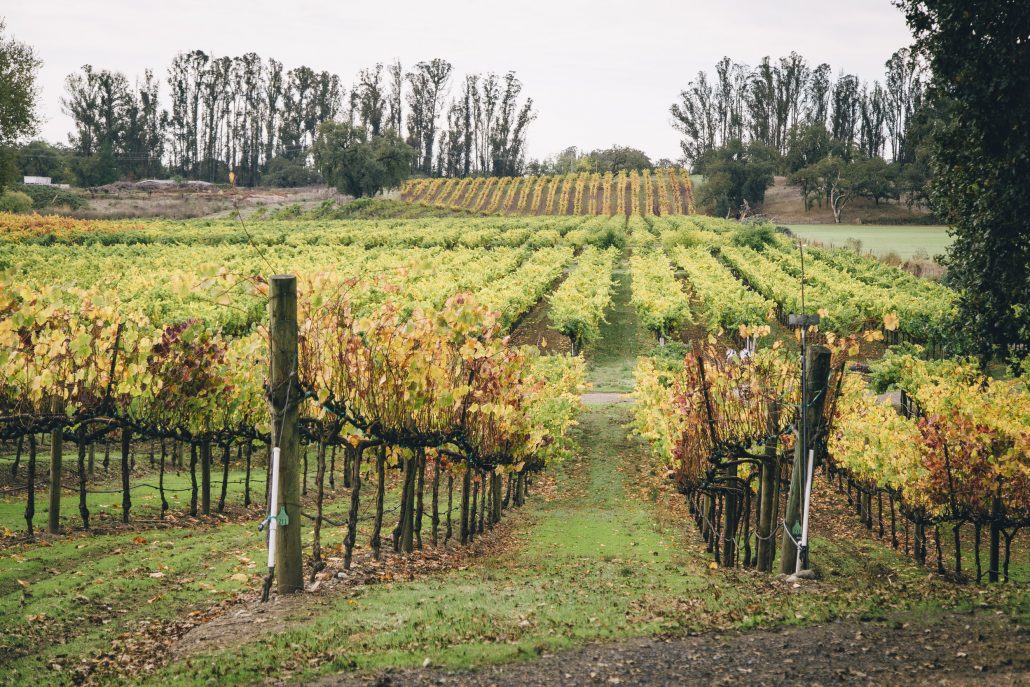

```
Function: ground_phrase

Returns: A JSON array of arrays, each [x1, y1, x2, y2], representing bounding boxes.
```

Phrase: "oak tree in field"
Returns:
[[788, 155, 885, 223], [313, 121, 414, 198]]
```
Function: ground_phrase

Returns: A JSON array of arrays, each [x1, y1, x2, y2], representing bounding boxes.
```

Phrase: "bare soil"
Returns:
[[580, 392, 631, 405], [67, 186, 343, 220], [762, 176, 932, 225], [508, 297, 572, 354], [312, 609, 1029, 687]]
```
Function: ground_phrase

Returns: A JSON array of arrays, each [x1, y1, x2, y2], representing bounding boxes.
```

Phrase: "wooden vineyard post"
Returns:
[[270, 275, 303, 594], [780, 344, 831, 574], [47, 428, 62, 534]]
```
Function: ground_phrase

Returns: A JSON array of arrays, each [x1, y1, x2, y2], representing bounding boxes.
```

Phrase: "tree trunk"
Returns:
[[396, 453, 417, 554], [343, 444, 352, 489], [705, 494, 716, 552], [890, 493, 898, 548], [514, 472, 524, 507], [470, 478, 479, 542], [721, 467, 739, 567], [431, 459, 441, 546], [445, 474, 454, 544], [302, 445, 308, 496], [159, 439, 169, 517], [371, 446, 386, 560], [201, 440, 211, 515], [343, 446, 363, 569], [312, 440, 327, 570], [414, 451, 426, 549], [121, 429, 132, 524], [25, 435, 37, 536], [492, 470, 502, 526], [974, 522, 982, 583], [243, 442, 252, 507], [989, 490, 1003, 583], [478, 471, 487, 534], [217, 443, 231, 513], [460, 466, 471, 544], [392, 456, 407, 553], [915, 520, 926, 565], [77, 438, 89, 529], [48, 429, 62, 534], [953, 523, 962, 578], [189, 442, 199, 516]]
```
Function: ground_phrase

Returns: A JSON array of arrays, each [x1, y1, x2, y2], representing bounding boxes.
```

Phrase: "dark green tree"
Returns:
[[71, 142, 120, 187], [583, 145, 653, 174], [0, 20, 42, 190], [313, 122, 414, 198], [897, 0, 1030, 362], [260, 155, 322, 187], [857, 156, 898, 205], [784, 122, 831, 173], [697, 140, 776, 218], [16, 140, 73, 183]]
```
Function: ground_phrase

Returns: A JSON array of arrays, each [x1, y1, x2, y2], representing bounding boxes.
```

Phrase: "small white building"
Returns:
[[23, 176, 52, 185]]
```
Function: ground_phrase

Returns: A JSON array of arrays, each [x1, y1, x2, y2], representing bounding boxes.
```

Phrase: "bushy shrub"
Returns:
[[0, 190, 33, 213], [269, 203, 303, 219], [260, 156, 323, 187], [730, 223, 775, 251], [661, 228, 703, 251], [592, 225, 628, 250], [16, 183, 86, 210]]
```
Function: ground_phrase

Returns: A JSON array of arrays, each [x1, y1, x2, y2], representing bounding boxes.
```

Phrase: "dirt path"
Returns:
[[317, 609, 1028, 686], [581, 392, 632, 405]]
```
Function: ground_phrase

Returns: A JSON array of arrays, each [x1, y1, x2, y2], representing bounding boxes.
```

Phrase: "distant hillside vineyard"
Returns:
[[401, 169, 695, 217]]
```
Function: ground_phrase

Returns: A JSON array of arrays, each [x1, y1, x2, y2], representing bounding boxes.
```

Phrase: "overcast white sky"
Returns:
[[6, 0, 913, 162]]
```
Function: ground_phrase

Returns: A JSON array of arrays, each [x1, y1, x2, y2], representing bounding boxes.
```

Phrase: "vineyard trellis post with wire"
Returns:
[[266, 274, 304, 596]]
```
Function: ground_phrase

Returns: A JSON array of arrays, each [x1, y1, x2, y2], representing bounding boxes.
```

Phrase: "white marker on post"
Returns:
[[266, 446, 281, 568]]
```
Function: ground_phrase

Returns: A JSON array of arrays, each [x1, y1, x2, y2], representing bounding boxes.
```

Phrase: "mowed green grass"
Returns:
[[787, 224, 952, 259]]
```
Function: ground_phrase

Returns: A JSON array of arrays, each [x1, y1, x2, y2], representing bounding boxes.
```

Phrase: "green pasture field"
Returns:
[[787, 224, 952, 260]]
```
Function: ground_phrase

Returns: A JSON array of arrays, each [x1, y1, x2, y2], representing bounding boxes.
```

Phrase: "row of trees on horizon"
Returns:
[[672, 49, 932, 219], [0, 26, 956, 226], [14, 50, 536, 188]]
